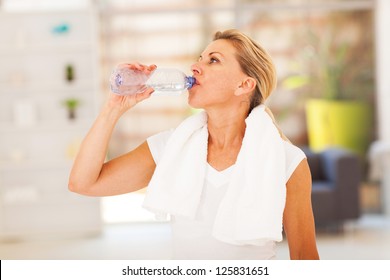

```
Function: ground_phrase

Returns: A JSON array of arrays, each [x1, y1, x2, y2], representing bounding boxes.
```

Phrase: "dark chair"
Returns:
[[302, 147, 361, 229]]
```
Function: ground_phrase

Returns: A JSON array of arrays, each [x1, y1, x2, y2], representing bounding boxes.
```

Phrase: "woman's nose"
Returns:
[[191, 63, 201, 75]]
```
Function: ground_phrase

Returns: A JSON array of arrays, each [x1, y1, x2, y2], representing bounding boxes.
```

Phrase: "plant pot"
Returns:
[[67, 108, 76, 120], [305, 99, 372, 156]]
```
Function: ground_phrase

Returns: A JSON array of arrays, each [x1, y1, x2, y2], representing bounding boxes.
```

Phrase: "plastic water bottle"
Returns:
[[109, 67, 196, 95]]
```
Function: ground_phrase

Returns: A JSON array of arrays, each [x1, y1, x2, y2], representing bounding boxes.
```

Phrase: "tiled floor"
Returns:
[[1, 214, 390, 260]]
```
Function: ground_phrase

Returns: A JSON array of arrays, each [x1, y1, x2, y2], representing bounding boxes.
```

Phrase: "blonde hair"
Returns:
[[213, 29, 277, 112]]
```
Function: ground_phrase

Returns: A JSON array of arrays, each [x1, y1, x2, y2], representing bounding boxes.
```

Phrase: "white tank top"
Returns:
[[147, 129, 306, 259]]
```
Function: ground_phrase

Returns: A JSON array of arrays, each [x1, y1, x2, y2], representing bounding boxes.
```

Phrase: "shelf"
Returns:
[[0, 118, 95, 133], [0, 42, 95, 55], [0, 159, 73, 171], [0, 80, 98, 95], [0, 8, 102, 238]]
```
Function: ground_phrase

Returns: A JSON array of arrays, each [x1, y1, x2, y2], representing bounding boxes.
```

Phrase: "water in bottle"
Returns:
[[110, 66, 196, 95]]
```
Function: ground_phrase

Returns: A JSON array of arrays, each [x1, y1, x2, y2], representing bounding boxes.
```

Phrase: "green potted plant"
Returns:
[[283, 29, 374, 157], [65, 64, 75, 83], [62, 98, 81, 120]]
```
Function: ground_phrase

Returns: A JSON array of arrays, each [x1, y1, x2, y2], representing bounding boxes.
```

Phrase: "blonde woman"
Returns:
[[69, 29, 319, 260]]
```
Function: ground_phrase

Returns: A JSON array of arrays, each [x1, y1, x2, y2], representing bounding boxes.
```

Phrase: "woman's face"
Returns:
[[188, 39, 248, 110]]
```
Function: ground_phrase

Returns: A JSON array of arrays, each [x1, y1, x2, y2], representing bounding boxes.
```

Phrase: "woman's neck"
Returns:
[[206, 105, 248, 149]]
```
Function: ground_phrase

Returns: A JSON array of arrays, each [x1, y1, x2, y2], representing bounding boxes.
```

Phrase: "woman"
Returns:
[[69, 29, 319, 260]]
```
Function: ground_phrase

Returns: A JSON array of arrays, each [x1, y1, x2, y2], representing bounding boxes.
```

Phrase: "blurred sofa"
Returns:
[[302, 147, 361, 228]]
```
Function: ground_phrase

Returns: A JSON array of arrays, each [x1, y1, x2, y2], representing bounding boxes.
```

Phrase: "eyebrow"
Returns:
[[199, 51, 224, 59]]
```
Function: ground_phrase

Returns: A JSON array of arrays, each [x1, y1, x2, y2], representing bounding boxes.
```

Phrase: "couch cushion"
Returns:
[[312, 181, 334, 192], [302, 148, 323, 180]]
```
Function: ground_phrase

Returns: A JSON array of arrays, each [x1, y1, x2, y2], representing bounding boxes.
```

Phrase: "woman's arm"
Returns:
[[283, 158, 320, 260], [68, 63, 157, 196]]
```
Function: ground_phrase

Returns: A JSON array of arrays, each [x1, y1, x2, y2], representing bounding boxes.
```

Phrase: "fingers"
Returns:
[[135, 87, 155, 103], [110, 62, 156, 107], [120, 62, 157, 74]]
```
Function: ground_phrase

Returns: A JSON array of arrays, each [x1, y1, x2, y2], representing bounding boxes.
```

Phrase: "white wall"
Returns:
[[375, 0, 390, 216], [376, 0, 390, 142]]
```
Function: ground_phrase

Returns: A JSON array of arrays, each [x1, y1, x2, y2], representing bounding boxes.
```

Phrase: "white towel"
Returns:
[[143, 105, 286, 246]]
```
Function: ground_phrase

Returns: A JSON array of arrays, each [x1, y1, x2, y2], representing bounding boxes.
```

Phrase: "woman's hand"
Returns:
[[107, 63, 157, 115], [68, 62, 157, 196]]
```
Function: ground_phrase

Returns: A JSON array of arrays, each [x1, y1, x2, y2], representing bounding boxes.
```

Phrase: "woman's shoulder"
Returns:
[[147, 129, 174, 144], [147, 129, 174, 164], [283, 140, 306, 159], [282, 140, 307, 182]]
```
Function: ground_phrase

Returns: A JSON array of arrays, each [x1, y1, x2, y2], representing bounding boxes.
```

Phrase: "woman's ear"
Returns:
[[234, 77, 256, 96]]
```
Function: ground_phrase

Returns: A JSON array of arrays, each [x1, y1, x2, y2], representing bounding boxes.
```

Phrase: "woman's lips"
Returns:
[[189, 81, 199, 90]]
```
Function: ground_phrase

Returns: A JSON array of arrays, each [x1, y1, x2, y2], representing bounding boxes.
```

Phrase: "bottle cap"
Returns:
[[186, 76, 196, 89]]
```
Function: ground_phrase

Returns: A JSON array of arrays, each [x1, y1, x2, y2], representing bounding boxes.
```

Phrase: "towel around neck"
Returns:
[[143, 105, 286, 246]]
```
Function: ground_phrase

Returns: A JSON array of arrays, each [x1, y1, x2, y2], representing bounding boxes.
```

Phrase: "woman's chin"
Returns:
[[187, 95, 202, 109], [188, 102, 203, 110]]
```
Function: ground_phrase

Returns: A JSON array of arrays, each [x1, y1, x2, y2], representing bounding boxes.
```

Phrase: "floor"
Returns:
[[1, 214, 390, 260]]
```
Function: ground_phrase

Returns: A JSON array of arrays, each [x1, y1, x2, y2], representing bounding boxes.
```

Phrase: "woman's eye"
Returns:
[[209, 57, 219, 64]]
